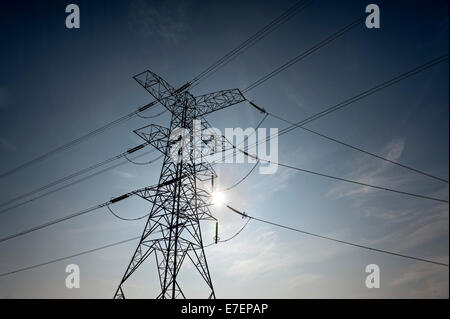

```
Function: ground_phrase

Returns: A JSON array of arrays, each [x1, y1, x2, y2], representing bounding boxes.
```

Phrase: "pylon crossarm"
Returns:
[[134, 124, 171, 153], [194, 88, 245, 117], [133, 70, 178, 110]]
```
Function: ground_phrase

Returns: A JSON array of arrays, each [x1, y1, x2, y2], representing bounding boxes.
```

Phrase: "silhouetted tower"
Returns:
[[113, 70, 245, 299]]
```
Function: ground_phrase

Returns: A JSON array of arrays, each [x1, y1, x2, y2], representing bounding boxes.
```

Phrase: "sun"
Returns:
[[211, 191, 225, 205]]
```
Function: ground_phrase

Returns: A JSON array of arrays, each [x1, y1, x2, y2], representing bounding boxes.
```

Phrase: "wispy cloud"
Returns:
[[280, 81, 311, 114], [247, 146, 305, 199], [326, 138, 407, 200], [289, 273, 321, 286], [213, 226, 351, 282], [363, 204, 449, 255], [127, 0, 190, 43], [210, 230, 301, 281], [390, 263, 449, 298], [113, 169, 137, 179]]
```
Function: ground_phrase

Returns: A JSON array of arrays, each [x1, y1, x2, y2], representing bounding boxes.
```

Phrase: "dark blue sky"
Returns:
[[0, 0, 448, 298]]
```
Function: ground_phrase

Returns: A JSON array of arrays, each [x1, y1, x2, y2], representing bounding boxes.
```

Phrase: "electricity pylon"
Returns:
[[113, 70, 245, 299]]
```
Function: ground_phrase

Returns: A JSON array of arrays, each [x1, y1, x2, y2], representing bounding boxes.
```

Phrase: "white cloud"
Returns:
[[114, 169, 137, 179]]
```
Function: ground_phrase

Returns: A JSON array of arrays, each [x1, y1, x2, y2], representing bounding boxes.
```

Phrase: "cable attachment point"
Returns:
[[226, 204, 248, 219], [127, 143, 147, 154], [110, 194, 131, 204], [138, 101, 158, 112], [175, 82, 191, 94], [247, 100, 267, 114]]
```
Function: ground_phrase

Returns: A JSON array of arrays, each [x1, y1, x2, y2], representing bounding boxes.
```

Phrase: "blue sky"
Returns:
[[0, 0, 448, 298]]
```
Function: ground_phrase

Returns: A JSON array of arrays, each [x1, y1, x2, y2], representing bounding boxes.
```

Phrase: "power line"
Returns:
[[0, 153, 162, 216], [190, 0, 312, 86], [1, 0, 447, 292], [106, 203, 150, 221], [0, 101, 159, 179], [0, 0, 313, 180], [217, 218, 251, 243], [230, 0, 447, 186], [0, 203, 108, 244], [214, 113, 267, 191], [203, 54, 449, 203], [0, 178, 170, 245], [1, 196, 446, 279], [204, 0, 445, 184], [217, 161, 260, 192], [227, 55, 449, 192], [225, 204, 449, 267], [267, 111, 449, 183], [0, 216, 251, 278], [203, 218, 252, 248], [0, 236, 142, 278], [220, 137, 449, 204], [124, 152, 160, 165], [230, 143, 449, 203], [207, 108, 266, 163], [242, 0, 397, 93], [277, 55, 449, 134], [0, 0, 305, 235], [135, 108, 167, 119], [220, 54, 448, 165], [270, 159, 448, 203], [220, 128, 449, 204], [0, 144, 153, 211]]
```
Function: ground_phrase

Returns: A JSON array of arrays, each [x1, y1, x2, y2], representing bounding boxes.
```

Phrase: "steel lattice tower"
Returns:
[[113, 70, 245, 299]]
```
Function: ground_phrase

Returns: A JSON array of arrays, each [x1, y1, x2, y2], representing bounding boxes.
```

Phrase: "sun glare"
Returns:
[[211, 191, 225, 205]]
